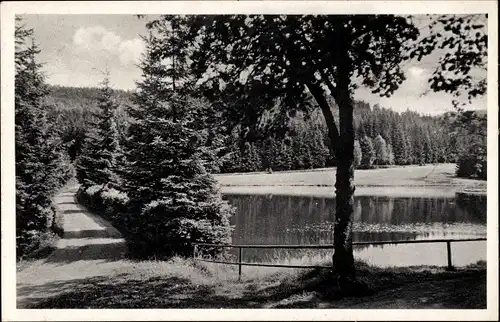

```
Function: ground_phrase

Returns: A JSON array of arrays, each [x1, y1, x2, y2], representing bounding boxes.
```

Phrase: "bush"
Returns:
[[76, 185, 233, 260], [125, 200, 233, 259], [100, 188, 130, 220], [76, 185, 130, 232], [16, 203, 61, 260]]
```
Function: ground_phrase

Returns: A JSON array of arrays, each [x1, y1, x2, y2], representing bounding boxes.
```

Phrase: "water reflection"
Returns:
[[224, 193, 487, 267]]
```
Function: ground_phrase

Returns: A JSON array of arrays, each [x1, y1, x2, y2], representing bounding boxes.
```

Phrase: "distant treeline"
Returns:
[[45, 85, 485, 175], [44, 85, 132, 160], [220, 102, 454, 173]]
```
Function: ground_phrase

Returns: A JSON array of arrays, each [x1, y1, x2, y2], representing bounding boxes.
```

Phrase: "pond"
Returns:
[[224, 193, 487, 268]]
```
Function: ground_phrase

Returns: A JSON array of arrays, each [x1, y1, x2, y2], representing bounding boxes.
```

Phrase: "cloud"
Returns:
[[118, 38, 144, 66], [72, 26, 144, 66], [408, 66, 426, 77]]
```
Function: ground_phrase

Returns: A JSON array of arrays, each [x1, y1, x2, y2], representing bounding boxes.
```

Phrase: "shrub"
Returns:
[[76, 184, 233, 260], [125, 200, 233, 259], [16, 203, 61, 260], [76, 185, 130, 230]]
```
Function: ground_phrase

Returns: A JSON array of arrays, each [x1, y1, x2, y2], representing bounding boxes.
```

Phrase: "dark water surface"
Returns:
[[224, 193, 487, 268]]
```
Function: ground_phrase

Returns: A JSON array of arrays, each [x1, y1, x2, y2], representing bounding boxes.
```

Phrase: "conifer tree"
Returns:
[[422, 126, 434, 164], [240, 141, 261, 172], [373, 134, 389, 165], [262, 137, 278, 170], [281, 141, 294, 171], [359, 136, 375, 169], [404, 126, 414, 165], [353, 140, 362, 169], [302, 141, 314, 169], [121, 29, 233, 258], [411, 126, 426, 166], [386, 143, 395, 165], [309, 124, 329, 168], [15, 19, 71, 258], [429, 128, 443, 163], [391, 123, 408, 165], [224, 130, 244, 172], [76, 73, 121, 188]]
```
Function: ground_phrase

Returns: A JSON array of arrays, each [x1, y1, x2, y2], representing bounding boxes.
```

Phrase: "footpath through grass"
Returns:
[[22, 257, 486, 309]]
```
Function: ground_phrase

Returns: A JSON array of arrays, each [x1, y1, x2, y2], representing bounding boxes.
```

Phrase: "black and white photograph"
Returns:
[[1, 1, 498, 320]]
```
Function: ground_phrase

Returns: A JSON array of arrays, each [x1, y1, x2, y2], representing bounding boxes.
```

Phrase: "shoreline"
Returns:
[[216, 164, 487, 198], [220, 185, 483, 198]]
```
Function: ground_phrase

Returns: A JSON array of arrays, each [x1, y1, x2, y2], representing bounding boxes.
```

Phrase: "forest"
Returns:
[[15, 13, 487, 285], [46, 84, 485, 174]]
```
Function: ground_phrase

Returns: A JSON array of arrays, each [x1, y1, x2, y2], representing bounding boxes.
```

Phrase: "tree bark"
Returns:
[[306, 82, 340, 154], [307, 78, 356, 280], [332, 88, 356, 280]]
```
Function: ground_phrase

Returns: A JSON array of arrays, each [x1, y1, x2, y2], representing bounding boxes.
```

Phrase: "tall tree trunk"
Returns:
[[332, 88, 356, 280], [307, 79, 356, 280]]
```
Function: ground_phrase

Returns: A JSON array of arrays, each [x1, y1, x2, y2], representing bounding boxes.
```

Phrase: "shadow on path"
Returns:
[[44, 241, 126, 264], [62, 209, 88, 215], [63, 229, 123, 239], [17, 184, 128, 308]]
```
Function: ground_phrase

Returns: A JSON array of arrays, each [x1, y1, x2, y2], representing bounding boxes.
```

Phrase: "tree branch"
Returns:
[[306, 81, 340, 154]]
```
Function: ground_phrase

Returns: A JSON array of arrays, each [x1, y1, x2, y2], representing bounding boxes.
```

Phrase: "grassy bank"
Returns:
[[216, 163, 487, 197], [23, 258, 486, 309]]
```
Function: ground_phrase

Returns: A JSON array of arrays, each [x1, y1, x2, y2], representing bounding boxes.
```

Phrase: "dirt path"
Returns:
[[16, 185, 128, 308]]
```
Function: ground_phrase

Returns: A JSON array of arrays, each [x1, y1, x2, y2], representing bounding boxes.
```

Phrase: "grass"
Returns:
[[216, 163, 487, 197], [20, 258, 486, 309]]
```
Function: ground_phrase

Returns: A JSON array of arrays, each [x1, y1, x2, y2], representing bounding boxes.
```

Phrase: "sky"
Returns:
[[21, 14, 487, 115]]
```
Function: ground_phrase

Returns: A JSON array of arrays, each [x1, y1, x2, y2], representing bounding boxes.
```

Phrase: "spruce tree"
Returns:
[[276, 139, 293, 171], [422, 126, 434, 164], [309, 124, 329, 168], [359, 136, 375, 169], [223, 130, 243, 172], [386, 143, 395, 165], [404, 125, 414, 165], [121, 29, 233, 258], [373, 134, 388, 165], [262, 137, 278, 171], [353, 140, 362, 169], [391, 123, 408, 165], [76, 74, 121, 188], [240, 141, 261, 172], [15, 19, 71, 258], [411, 126, 425, 166]]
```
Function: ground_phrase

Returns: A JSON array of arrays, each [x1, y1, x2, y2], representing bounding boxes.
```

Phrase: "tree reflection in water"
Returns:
[[224, 193, 486, 267]]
